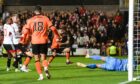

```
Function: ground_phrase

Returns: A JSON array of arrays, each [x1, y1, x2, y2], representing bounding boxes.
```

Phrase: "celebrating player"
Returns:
[[24, 6, 60, 80], [48, 28, 73, 65], [3, 17, 19, 72], [18, 23, 33, 72], [77, 55, 139, 71], [11, 14, 23, 69]]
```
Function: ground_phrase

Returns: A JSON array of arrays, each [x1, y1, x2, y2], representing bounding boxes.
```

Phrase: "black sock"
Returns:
[[13, 57, 19, 68], [18, 55, 22, 66], [7, 57, 11, 68]]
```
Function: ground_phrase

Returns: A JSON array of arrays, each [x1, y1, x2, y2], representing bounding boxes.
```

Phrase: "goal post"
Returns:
[[128, 0, 134, 81], [128, 0, 140, 82]]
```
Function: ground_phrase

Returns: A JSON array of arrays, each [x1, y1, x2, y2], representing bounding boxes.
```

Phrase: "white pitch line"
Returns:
[[119, 81, 131, 84]]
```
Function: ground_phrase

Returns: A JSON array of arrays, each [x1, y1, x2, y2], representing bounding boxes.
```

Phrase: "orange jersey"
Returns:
[[19, 24, 30, 44], [26, 15, 53, 44], [51, 35, 60, 49]]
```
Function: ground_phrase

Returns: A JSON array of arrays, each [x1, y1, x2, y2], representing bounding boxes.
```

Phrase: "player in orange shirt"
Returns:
[[25, 6, 60, 80], [48, 29, 73, 65], [18, 24, 34, 72]]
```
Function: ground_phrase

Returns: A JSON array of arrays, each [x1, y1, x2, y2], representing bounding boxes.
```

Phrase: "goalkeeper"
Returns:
[[77, 55, 139, 71]]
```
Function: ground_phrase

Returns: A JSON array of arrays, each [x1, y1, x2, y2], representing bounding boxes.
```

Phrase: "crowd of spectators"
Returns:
[[0, 6, 128, 56]]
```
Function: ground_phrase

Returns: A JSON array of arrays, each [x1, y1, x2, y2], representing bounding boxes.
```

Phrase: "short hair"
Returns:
[[34, 5, 42, 12], [5, 16, 11, 22]]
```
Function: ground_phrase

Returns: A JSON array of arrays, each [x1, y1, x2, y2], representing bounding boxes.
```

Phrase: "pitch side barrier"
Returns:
[[47, 48, 100, 56], [0, 47, 100, 56]]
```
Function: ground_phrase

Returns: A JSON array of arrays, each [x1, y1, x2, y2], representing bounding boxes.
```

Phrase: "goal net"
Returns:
[[128, 0, 140, 81]]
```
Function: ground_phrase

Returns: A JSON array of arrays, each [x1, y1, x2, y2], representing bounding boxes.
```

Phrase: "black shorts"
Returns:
[[51, 48, 65, 53], [32, 44, 48, 55], [3, 44, 15, 52], [14, 44, 20, 50], [18, 44, 28, 53]]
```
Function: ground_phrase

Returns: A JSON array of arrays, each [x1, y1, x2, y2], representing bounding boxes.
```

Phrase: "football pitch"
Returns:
[[0, 56, 139, 84]]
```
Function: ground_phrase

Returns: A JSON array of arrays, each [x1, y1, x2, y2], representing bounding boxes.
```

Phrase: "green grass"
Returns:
[[0, 56, 139, 84]]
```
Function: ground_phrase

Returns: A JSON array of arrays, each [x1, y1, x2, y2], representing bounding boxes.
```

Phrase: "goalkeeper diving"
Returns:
[[77, 55, 139, 71]]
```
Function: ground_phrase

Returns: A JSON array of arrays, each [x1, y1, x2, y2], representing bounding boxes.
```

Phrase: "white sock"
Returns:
[[66, 59, 69, 62], [19, 64, 22, 67], [44, 67, 48, 71], [40, 74, 43, 77]]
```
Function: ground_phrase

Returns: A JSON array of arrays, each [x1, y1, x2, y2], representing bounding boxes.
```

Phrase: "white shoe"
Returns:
[[20, 67, 28, 72], [44, 67, 51, 79], [37, 76, 44, 80], [6, 68, 10, 72], [15, 69, 20, 72], [85, 54, 90, 58]]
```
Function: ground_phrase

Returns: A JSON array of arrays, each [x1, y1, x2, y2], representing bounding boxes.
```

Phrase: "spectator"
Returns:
[[89, 35, 97, 48], [108, 42, 117, 56], [98, 23, 106, 33], [83, 33, 89, 46], [1, 7, 127, 55], [2, 10, 10, 23], [100, 42, 106, 56], [76, 32, 84, 47]]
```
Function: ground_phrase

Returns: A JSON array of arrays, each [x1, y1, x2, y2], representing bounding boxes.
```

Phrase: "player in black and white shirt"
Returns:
[[3, 16, 19, 72], [12, 15, 23, 69]]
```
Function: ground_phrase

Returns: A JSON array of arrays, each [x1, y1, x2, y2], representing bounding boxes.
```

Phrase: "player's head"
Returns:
[[12, 14, 20, 23], [58, 29, 63, 35], [34, 5, 42, 15], [6, 16, 13, 24]]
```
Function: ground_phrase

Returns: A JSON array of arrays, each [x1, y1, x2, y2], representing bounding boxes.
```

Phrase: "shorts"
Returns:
[[51, 48, 65, 53], [32, 44, 48, 55], [3, 44, 15, 53], [18, 43, 29, 53], [14, 44, 20, 50]]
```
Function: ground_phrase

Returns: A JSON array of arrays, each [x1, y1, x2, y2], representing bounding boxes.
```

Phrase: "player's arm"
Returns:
[[46, 17, 60, 38], [20, 24, 30, 44], [49, 26, 60, 38], [60, 36, 70, 46]]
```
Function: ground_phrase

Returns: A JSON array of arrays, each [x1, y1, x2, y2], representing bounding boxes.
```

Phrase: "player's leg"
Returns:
[[48, 49, 57, 65], [40, 44, 51, 79], [3, 45, 11, 71], [35, 54, 43, 80], [11, 50, 20, 72], [21, 51, 33, 72], [6, 53, 12, 71], [11, 45, 21, 72], [3, 44, 18, 71], [23, 51, 33, 67], [63, 48, 73, 64], [41, 54, 51, 79], [16, 50, 23, 68], [32, 44, 43, 80], [14, 45, 23, 69], [19, 44, 33, 72]]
